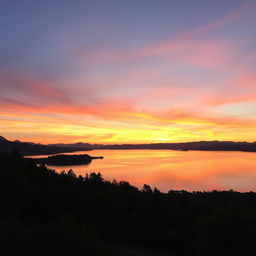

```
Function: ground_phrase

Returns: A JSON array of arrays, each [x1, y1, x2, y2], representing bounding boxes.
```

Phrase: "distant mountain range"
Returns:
[[48, 142, 95, 150], [49, 140, 256, 152], [1, 135, 256, 155]]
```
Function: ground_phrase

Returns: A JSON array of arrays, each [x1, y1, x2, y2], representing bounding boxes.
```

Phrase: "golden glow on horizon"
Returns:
[[1, 106, 256, 144]]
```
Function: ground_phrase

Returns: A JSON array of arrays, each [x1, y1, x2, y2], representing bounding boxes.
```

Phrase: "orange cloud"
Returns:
[[1, 87, 256, 144]]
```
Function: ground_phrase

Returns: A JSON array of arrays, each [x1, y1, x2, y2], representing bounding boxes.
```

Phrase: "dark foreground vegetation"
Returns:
[[1, 152, 256, 256]]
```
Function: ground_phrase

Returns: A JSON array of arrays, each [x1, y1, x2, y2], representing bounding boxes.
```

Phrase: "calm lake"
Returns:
[[29, 150, 256, 192]]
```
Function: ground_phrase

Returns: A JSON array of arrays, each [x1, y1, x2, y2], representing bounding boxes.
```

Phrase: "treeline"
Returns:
[[1, 152, 256, 255], [32, 154, 93, 166]]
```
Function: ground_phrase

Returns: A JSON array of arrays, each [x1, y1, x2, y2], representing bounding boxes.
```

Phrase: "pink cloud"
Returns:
[[201, 93, 256, 107], [187, 0, 256, 36], [232, 73, 256, 89], [80, 37, 233, 69], [78, 1, 256, 68], [0, 71, 70, 103], [160, 39, 232, 68]]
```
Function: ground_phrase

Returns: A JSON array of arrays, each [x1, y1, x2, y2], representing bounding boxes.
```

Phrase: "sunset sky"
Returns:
[[1, 0, 256, 144]]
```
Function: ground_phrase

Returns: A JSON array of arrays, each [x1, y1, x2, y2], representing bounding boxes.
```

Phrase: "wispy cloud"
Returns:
[[80, 1, 256, 68]]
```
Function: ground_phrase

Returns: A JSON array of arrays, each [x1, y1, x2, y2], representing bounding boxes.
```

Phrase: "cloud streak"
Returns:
[[80, 1, 256, 69]]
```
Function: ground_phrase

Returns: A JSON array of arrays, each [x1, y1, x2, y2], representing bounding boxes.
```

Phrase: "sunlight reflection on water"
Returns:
[[29, 150, 256, 192]]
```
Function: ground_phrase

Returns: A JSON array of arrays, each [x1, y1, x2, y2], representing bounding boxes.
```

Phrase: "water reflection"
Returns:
[[29, 150, 256, 192]]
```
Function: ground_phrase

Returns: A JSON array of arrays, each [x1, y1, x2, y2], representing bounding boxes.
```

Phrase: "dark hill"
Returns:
[[0, 136, 75, 155], [0, 136, 8, 141], [49, 142, 93, 150]]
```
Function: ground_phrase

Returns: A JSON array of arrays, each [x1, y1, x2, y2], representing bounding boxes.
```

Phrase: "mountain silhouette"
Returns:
[[49, 140, 256, 152], [2, 135, 256, 155], [0, 136, 74, 155], [0, 136, 8, 141]]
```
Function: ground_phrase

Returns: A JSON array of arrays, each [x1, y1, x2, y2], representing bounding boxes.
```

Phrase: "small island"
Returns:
[[31, 154, 103, 166]]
